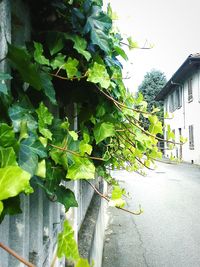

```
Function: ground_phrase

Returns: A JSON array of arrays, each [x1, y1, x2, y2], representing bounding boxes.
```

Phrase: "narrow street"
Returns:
[[102, 162, 200, 267]]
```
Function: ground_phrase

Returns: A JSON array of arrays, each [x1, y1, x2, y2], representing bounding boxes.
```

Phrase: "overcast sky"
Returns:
[[104, 0, 200, 92]]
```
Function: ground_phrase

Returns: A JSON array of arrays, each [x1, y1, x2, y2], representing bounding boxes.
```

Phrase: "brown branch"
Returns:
[[120, 41, 152, 50], [86, 180, 143, 216], [0, 242, 35, 267], [95, 85, 150, 115], [51, 72, 87, 81], [49, 144, 105, 161]]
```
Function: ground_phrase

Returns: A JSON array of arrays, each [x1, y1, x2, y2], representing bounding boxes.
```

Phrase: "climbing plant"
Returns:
[[0, 0, 180, 265]]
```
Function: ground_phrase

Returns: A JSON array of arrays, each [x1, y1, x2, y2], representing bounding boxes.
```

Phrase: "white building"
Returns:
[[156, 54, 200, 164]]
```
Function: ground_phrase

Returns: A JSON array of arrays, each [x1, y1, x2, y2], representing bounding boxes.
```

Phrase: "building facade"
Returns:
[[156, 54, 200, 164]]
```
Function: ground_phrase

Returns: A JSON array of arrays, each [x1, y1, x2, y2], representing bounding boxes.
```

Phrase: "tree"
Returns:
[[138, 69, 167, 128]]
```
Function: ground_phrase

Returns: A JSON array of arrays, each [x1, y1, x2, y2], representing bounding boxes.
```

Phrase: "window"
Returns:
[[177, 86, 182, 108], [169, 93, 174, 112], [188, 78, 193, 102], [189, 125, 194, 149]]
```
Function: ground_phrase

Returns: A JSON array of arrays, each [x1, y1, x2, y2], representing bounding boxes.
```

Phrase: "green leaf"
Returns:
[[57, 219, 80, 260], [67, 157, 95, 180], [0, 196, 22, 223], [64, 57, 79, 79], [51, 54, 66, 70], [93, 122, 115, 144], [114, 45, 128, 60], [0, 201, 3, 216], [69, 130, 78, 141], [8, 104, 37, 132], [65, 34, 91, 61], [0, 166, 32, 201], [84, 6, 112, 53], [0, 147, 17, 168], [19, 137, 46, 175], [39, 71, 56, 105], [55, 186, 78, 211], [7, 43, 42, 90], [50, 148, 68, 170], [0, 123, 16, 147], [34, 42, 49, 65], [109, 185, 126, 208], [127, 37, 138, 50], [75, 258, 91, 267], [79, 141, 92, 156], [0, 72, 12, 95], [47, 32, 65, 56], [8, 43, 55, 103], [36, 102, 53, 140], [35, 160, 46, 178], [148, 115, 163, 135], [87, 62, 110, 89]]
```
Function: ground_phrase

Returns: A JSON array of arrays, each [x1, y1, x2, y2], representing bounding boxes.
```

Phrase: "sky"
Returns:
[[103, 0, 200, 92]]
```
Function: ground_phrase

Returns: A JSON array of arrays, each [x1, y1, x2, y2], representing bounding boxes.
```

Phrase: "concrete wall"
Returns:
[[164, 69, 200, 164]]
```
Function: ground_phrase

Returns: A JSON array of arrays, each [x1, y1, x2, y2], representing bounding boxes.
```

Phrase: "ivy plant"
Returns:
[[0, 0, 182, 265]]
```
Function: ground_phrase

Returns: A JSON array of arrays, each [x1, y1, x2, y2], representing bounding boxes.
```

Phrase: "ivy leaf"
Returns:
[[0, 72, 12, 95], [83, 6, 112, 53], [39, 71, 56, 105], [93, 122, 115, 144], [0, 123, 16, 147], [19, 137, 46, 175], [47, 32, 65, 56], [0, 196, 22, 223], [55, 186, 78, 211], [57, 219, 80, 260], [75, 258, 91, 267], [65, 34, 91, 61], [114, 45, 128, 60], [109, 185, 126, 208], [51, 54, 66, 70], [67, 157, 95, 180], [7, 43, 42, 90], [0, 166, 32, 201], [35, 160, 46, 178], [8, 44, 56, 104], [69, 130, 78, 141], [0, 147, 17, 168], [87, 62, 110, 89], [36, 102, 53, 140], [79, 141, 92, 155], [148, 115, 163, 135], [127, 36, 138, 50], [50, 148, 68, 170], [34, 42, 49, 65], [8, 104, 37, 132], [64, 57, 79, 79], [0, 201, 3, 216]]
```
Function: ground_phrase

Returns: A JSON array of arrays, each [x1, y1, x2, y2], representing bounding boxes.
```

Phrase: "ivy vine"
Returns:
[[0, 0, 181, 265]]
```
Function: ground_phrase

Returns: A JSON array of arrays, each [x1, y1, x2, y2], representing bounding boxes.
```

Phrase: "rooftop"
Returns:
[[155, 54, 200, 100]]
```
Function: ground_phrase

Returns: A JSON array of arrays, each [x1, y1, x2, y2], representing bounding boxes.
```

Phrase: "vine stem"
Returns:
[[49, 144, 105, 161], [86, 180, 143, 216], [120, 41, 152, 50], [0, 242, 35, 267]]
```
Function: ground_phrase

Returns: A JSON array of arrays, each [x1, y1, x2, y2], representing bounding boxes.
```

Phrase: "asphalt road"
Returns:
[[102, 162, 200, 267]]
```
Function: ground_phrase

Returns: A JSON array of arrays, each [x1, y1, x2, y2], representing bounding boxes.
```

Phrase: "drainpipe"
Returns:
[[171, 80, 185, 129]]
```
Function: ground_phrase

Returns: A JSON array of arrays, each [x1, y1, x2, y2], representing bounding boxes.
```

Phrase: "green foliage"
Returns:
[[0, 1, 173, 264], [57, 219, 80, 260]]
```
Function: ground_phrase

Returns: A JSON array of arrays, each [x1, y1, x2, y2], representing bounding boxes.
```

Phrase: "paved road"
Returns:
[[102, 162, 200, 267]]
